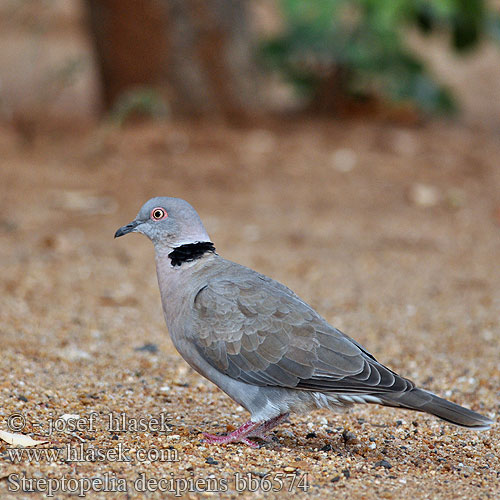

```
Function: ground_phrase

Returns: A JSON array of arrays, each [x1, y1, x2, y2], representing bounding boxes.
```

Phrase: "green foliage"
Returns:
[[110, 87, 169, 125], [261, 0, 494, 113]]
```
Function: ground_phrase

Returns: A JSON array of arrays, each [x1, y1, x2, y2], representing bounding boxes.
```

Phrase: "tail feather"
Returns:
[[379, 388, 493, 430]]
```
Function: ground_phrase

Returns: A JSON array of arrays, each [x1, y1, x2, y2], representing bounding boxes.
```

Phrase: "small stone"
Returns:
[[408, 183, 440, 208], [306, 432, 317, 439], [60, 346, 91, 361], [342, 430, 356, 443], [375, 460, 392, 469], [252, 471, 268, 478], [205, 457, 218, 465], [331, 148, 357, 172], [320, 444, 332, 452], [135, 343, 158, 353], [342, 468, 350, 479], [330, 475, 341, 483], [280, 429, 295, 438], [283, 467, 295, 473], [461, 465, 474, 475]]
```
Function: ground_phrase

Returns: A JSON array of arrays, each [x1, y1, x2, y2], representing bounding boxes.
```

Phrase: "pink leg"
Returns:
[[247, 413, 290, 440], [202, 413, 289, 447], [203, 421, 261, 448]]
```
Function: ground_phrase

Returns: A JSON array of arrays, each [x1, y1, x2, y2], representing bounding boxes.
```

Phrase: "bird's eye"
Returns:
[[151, 207, 167, 221]]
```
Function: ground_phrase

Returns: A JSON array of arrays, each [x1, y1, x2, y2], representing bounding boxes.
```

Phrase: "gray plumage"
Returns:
[[115, 197, 493, 445]]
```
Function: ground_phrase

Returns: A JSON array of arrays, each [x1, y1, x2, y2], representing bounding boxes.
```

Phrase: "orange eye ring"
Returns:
[[151, 207, 168, 221]]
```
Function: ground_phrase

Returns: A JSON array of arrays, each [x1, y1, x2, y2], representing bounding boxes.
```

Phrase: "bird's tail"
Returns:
[[379, 388, 493, 430]]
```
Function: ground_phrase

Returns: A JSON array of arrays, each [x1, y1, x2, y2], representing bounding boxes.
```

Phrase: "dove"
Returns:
[[115, 197, 493, 447]]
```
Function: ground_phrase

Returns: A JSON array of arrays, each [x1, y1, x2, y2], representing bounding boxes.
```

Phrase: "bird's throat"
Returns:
[[168, 242, 216, 267]]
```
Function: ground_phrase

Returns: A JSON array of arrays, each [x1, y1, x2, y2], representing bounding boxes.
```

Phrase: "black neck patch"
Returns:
[[168, 242, 216, 267]]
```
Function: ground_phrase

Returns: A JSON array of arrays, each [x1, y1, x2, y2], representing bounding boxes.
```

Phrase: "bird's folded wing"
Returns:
[[189, 275, 413, 394]]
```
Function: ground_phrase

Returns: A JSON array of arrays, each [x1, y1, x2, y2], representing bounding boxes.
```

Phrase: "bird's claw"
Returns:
[[240, 438, 260, 448], [202, 432, 260, 447], [201, 414, 288, 447]]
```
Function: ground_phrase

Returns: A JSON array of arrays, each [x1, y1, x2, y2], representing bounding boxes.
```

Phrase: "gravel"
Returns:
[[0, 119, 498, 499]]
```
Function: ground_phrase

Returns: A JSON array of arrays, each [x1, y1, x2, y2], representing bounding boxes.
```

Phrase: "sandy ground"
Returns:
[[0, 118, 499, 499]]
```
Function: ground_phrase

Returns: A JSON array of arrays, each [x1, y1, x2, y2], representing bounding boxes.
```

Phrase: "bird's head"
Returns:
[[114, 196, 211, 249]]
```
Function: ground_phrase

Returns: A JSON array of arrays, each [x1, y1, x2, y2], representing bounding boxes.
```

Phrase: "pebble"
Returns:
[[342, 430, 357, 443], [408, 183, 441, 207], [461, 465, 474, 475], [134, 343, 158, 353], [331, 148, 357, 172], [280, 429, 295, 438], [374, 460, 392, 469]]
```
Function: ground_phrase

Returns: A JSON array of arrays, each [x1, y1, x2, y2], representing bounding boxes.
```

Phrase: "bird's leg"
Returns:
[[202, 413, 289, 447], [246, 413, 290, 441], [203, 421, 262, 447]]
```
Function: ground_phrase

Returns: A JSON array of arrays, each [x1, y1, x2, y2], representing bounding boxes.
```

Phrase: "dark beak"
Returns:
[[114, 220, 140, 238]]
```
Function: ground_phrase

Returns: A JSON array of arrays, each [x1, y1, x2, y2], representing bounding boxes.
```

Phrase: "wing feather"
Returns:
[[190, 267, 414, 395]]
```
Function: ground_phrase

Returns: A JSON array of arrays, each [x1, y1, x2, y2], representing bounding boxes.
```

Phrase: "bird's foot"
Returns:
[[202, 433, 261, 448], [202, 421, 261, 447], [202, 413, 289, 447], [246, 413, 290, 441]]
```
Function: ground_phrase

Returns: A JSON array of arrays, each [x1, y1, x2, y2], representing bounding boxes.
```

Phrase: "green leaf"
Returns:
[[260, 0, 494, 114]]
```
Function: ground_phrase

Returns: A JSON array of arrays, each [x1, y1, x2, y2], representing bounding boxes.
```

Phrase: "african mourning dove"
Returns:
[[115, 197, 493, 446]]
